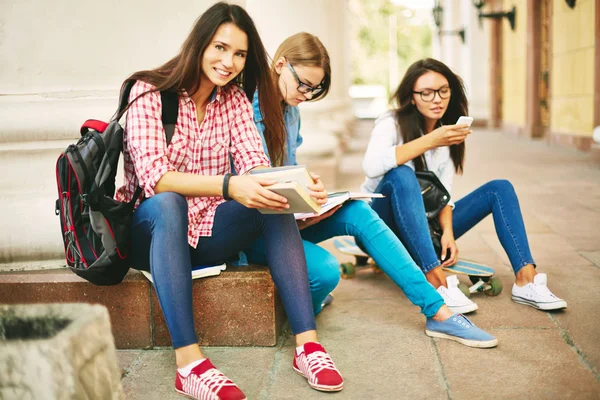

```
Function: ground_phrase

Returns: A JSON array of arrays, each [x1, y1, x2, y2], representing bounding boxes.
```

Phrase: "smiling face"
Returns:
[[200, 23, 248, 87], [274, 57, 325, 106], [412, 70, 451, 124]]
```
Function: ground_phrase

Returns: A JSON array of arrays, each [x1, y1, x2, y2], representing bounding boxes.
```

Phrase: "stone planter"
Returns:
[[0, 303, 124, 400]]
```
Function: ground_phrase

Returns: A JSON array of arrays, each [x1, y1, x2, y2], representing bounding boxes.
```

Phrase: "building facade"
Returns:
[[434, 0, 599, 151]]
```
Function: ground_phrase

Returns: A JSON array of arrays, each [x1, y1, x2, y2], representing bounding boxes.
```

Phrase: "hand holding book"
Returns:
[[248, 166, 384, 217], [228, 174, 290, 212]]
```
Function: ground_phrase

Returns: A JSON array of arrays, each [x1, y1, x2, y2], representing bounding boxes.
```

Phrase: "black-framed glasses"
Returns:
[[287, 63, 324, 97], [413, 86, 451, 102]]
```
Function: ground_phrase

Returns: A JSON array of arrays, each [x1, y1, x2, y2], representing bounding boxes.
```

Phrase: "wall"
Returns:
[[501, 0, 528, 128], [550, 0, 596, 136]]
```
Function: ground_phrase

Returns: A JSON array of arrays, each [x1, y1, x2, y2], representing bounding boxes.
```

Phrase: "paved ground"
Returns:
[[118, 121, 600, 399]]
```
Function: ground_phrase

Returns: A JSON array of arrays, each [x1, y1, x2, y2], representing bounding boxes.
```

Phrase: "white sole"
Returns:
[[425, 329, 498, 348], [447, 302, 479, 314], [511, 295, 567, 310], [293, 366, 344, 392], [176, 388, 247, 400]]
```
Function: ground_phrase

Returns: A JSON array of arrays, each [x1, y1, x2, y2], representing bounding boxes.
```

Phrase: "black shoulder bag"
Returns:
[[415, 170, 450, 260]]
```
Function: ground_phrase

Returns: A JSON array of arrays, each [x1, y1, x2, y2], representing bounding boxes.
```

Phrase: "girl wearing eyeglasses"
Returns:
[[243, 33, 498, 349], [362, 58, 567, 314]]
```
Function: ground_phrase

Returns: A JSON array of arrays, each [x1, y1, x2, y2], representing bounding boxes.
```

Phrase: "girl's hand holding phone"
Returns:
[[430, 124, 472, 147]]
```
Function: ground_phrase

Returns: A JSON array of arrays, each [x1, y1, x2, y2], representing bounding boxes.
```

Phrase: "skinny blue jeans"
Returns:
[[371, 166, 535, 275], [244, 200, 444, 317], [130, 192, 315, 349]]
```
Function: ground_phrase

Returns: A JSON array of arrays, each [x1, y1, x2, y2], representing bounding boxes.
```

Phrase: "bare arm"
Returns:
[[154, 171, 225, 197], [155, 171, 290, 211], [438, 205, 459, 266], [394, 134, 436, 166], [395, 124, 472, 166]]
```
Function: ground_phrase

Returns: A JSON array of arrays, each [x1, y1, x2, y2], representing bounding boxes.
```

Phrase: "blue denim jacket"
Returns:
[[251, 91, 303, 166], [233, 92, 304, 266]]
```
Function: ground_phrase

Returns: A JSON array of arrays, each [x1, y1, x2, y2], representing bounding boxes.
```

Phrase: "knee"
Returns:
[[148, 192, 188, 223], [485, 179, 516, 196], [310, 255, 340, 293], [385, 165, 415, 181], [339, 199, 377, 219], [383, 166, 420, 194]]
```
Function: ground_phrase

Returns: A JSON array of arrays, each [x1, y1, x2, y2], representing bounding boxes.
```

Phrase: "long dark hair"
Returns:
[[390, 58, 467, 173], [121, 2, 286, 165]]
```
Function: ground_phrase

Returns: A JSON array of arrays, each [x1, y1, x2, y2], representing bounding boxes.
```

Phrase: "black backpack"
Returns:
[[55, 80, 179, 285]]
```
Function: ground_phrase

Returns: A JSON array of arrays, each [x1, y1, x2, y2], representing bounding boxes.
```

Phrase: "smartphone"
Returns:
[[455, 116, 474, 129]]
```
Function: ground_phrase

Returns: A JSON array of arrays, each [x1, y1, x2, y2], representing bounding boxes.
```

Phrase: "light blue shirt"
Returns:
[[231, 92, 305, 267], [252, 91, 303, 166]]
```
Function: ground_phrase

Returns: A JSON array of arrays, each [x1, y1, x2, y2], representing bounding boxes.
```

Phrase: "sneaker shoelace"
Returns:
[[184, 368, 236, 399], [303, 352, 337, 378], [531, 282, 559, 301], [442, 285, 470, 304]]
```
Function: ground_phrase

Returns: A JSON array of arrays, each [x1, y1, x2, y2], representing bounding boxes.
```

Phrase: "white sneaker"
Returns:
[[437, 275, 478, 314], [511, 273, 567, 310]]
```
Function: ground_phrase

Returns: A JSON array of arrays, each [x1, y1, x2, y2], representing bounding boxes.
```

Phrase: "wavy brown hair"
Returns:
[[272, 32, 331, 102], [119, 2, 286, 165], [390, 58, 467, 173]]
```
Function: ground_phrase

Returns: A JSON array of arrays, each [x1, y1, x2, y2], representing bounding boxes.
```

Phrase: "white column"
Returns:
[[464, 2, 491, 122], [0, 0, 217, 268]]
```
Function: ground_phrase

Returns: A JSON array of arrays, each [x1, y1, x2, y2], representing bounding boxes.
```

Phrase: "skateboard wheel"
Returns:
[[458, 282, 471, 298], [340, 262, 356, 279], [355, 256, 369, 266], [485, 277, 503, 296]]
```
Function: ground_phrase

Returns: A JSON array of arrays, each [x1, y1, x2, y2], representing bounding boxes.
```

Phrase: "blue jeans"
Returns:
[[371, 166, 535, 275], [130, 192, 315, 349], [244, 200, 444, 317]]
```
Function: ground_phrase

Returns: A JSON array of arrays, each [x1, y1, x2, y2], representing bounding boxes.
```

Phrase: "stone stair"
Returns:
[[0, 265, 285, 349]]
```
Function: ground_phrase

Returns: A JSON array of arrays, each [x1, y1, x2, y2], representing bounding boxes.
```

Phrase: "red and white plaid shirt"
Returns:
[[115, 80, 270, 247]]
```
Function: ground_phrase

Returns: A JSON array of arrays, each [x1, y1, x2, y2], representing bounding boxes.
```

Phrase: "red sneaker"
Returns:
[[175, 359, 246, 400], [293, 342, 343, 392]]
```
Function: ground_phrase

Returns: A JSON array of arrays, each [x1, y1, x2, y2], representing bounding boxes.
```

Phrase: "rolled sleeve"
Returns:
[[125, 81, 175, 197], [230, 90, 271, 174], [362, 113, 399, 178]]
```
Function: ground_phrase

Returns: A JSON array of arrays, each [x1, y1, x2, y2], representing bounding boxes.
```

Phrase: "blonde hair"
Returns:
[[272, 32, 331, 101]]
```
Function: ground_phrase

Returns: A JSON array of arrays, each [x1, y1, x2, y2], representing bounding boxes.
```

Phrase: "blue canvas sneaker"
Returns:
[[321, 293, 334, 309], [425, 314, 498, 348]]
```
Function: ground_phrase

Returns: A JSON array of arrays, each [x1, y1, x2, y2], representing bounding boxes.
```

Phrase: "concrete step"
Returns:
[[0, 265, 285, 349], [0, 142, 79, 266]]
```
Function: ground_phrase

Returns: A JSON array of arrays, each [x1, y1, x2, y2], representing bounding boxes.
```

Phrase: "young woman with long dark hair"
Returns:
[[116, 4, 343, 398], [362, 58, 567, 315]]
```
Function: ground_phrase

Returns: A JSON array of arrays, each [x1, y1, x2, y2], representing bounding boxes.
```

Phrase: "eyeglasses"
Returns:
[[413, 86, 451, 102], [287, 63, 324, 97]]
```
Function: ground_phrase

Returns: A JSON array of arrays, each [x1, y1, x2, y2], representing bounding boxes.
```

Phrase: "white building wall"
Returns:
[[432, 0, 490, 123], [0, 0, 351, 267]]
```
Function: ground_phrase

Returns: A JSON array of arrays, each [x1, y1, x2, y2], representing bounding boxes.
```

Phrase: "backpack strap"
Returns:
[[160, 91, 179, 146], [116, 79, 179, 146]]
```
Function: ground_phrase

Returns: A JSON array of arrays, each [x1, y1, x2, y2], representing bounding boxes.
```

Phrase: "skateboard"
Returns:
[[334, 237, 503, 296], [443, 260, 503, 297], [333, 237, 382, 279]]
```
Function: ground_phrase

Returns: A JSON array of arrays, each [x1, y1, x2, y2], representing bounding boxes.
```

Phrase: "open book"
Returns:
[[140, 263, 227, 284], [294, 191, 384, 220], [250, 165, 321, 214]]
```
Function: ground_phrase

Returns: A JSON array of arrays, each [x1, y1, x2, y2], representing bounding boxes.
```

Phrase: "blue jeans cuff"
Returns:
[[422, 260, 441, 274]]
